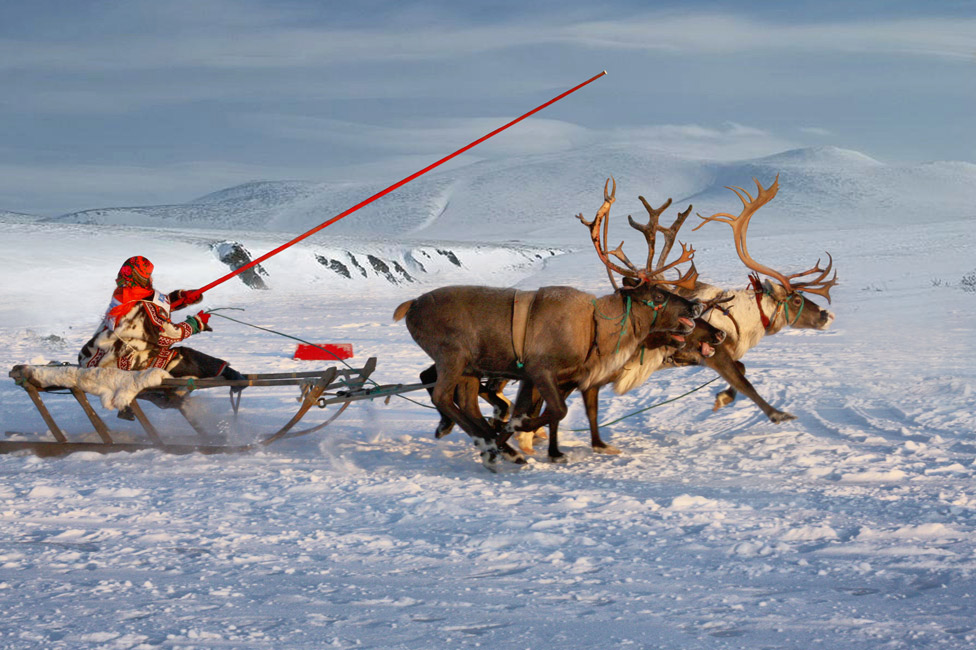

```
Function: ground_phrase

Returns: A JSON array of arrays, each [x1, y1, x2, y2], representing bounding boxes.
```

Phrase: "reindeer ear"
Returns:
[[621, 276, 640, 288]]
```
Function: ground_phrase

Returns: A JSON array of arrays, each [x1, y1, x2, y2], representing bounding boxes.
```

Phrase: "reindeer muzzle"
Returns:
[[819, 310, 835, 329]]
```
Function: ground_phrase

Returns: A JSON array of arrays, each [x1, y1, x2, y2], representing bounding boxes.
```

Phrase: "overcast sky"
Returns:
[[2, 0, 974, 216]]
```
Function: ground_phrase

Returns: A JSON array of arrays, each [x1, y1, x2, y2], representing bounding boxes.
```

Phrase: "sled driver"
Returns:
[[78, 256, 246, 387]]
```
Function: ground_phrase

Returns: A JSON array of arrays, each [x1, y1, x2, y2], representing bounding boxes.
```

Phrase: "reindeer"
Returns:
[[612, 176, 837, 420], [393, 179, 704, 471]]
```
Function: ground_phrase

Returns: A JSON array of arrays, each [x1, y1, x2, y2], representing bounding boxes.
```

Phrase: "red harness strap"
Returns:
[[749, 273, 771, 329]]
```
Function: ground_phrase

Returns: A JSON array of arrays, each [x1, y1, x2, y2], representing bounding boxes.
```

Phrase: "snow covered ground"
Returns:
[[1, 146, 975, 649]]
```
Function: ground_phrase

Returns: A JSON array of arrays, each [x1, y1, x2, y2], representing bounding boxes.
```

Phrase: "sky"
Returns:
[[1, 0, 974, 216]]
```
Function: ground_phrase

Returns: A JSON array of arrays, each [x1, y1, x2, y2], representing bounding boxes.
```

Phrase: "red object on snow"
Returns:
[[293, 343, 354, 361]]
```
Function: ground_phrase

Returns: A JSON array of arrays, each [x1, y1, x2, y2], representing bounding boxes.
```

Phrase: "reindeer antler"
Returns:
[[629, 196, 698, 290], [577, 177, 636, 288], [579, 178, 698, 290], [787, 253, 838, 303], [693, 175, 837, 302]]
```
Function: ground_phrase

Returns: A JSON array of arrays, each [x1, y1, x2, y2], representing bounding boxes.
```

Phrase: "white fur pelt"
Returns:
[[23, 365, 172, 411]]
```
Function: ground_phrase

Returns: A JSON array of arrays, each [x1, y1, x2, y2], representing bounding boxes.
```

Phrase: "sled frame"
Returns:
[[4, 359, 381, 457]]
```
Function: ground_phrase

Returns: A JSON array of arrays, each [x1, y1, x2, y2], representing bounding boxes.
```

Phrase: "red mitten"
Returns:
[[183, 289, 203, 305], [186, 311, 213, 333]]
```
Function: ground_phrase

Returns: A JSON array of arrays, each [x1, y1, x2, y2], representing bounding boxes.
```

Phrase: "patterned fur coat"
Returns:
[[79, 290, 202, 372]]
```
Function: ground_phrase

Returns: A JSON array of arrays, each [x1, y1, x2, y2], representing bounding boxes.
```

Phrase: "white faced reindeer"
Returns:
[[613, 176, 837, 421], [393, 179, 704, 471]]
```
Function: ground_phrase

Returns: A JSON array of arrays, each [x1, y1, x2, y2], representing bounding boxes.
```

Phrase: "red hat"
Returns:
[[116, 256, 154, 290]]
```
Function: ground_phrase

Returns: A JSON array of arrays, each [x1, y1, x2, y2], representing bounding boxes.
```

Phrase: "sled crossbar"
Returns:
[[5, 358, 381, 456]]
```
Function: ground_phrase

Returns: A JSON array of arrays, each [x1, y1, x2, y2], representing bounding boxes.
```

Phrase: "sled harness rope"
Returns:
[[569, 375, 720, 432], [206, 308, 436, 409]]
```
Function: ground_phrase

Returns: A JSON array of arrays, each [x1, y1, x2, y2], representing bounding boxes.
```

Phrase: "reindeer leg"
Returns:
[[705, 353, 796, 422], [431, 360, 508, 471], [582, 386, 620, 455], [421, 365, 457, 438], [460, 376, 524, 465], [480, 378, 511, 428], [529, 374, 570, 464], [503, 381, 545, 454]]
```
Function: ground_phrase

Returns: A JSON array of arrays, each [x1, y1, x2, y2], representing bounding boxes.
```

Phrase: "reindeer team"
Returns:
[[395, 176, 837, 471]]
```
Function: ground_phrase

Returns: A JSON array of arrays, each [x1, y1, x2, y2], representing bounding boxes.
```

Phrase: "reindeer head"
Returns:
[[694, 176, 837, 331], [577, 178, 704, 334]]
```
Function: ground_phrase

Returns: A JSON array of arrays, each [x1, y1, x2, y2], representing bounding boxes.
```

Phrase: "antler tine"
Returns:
[[631, 196, 672, 270], [654, 204, 693, 270], [789, 252, 838, 303], [578, 177, 641, 285], [608, 241, 642, 275], [652, 241, 699, 290], [702, 294, 735, 311]]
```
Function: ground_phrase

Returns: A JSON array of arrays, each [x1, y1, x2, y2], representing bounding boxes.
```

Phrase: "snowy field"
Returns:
[[1, 146, 976, 649]]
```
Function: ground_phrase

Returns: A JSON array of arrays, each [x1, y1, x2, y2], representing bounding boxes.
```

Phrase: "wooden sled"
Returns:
[[4, 358, 404, 457]]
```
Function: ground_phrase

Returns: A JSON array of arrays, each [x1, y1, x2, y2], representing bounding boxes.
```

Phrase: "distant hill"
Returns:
[[0, 210, 41, 223], [37, 145, 976, 246]]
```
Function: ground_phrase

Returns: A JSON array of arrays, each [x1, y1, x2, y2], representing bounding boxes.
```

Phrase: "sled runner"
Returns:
[[3, 358, 398, 457]]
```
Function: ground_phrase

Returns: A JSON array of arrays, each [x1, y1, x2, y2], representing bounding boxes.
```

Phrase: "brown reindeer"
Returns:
[[393, 179, 704, 471], [472, 190, 721, 461], [426, 310, 728, 456]]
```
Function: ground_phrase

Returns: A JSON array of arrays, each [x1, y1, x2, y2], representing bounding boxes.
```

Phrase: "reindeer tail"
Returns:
[[393, 300, 414, 322]]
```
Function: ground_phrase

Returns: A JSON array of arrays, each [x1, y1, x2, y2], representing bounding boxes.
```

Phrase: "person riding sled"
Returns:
[[78, 256, 246, 413]]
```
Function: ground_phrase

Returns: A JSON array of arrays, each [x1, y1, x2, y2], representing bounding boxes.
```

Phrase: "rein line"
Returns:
[[206, 308, 437, 409]]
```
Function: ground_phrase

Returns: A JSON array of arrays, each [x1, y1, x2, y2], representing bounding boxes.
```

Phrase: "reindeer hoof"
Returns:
[[593, 444, 621, 455], [434, 420, 454, 439], [500, 443, 527, 464], [713, 390, 735, 411], [548, 454, 568, 464], [514, 430, 537, 454], [770, 411, 797, 423]]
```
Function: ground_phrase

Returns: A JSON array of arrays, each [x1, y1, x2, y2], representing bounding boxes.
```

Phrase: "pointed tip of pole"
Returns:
[[602, 70, 607, 75]]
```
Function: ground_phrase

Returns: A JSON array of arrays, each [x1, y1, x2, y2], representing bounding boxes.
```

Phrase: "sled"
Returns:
[[2, 358, 429, 457]]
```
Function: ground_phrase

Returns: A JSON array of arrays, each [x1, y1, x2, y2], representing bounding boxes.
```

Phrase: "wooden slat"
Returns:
[[22, 384, 68, 443], [70, 388, 113, 444], [127, 401, 164, 446], [0, 441, 254, 457]]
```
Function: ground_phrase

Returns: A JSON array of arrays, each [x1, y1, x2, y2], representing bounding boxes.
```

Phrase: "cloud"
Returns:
[[800, 127, 833, 137], [241, 114, 797, 161], [1, 11, 973, 75], [238, 114, 595, 157]]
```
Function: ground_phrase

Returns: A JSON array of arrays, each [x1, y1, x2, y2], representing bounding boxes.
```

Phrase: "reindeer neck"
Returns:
[[708, 287, 767, 360], [591, 292, 649, 358]]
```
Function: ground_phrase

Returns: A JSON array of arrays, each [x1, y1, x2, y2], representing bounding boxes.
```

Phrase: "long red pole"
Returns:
[[189, 70, 607, 299]]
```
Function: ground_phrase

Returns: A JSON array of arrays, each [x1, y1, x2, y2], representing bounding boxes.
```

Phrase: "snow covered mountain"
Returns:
[[38, 146, 976, 246]]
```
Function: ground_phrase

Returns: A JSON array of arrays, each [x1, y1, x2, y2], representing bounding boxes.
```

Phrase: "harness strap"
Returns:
[[749, 273, 770, 329], [511, 290, 536, 369]]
